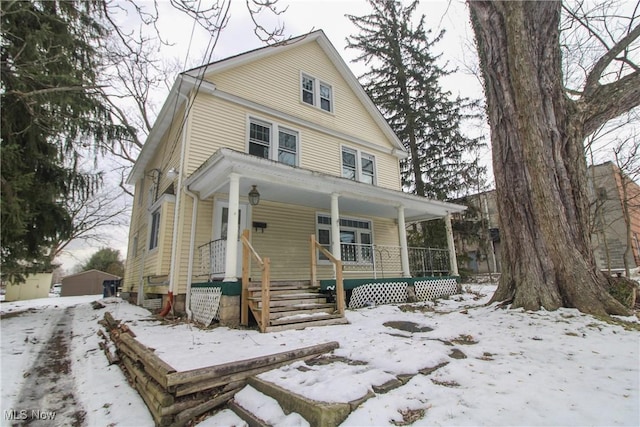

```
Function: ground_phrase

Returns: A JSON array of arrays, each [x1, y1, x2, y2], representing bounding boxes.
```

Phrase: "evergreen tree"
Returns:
[[1, 1, 127, 281], [346, 0, 484, 199]]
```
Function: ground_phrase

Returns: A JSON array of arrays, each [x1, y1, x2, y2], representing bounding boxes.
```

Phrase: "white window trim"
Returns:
[[147, 194, 176, 253], [300, 72, 333, 113], [148, 209, 161, 251], [246, 115, 300, 167], [341, 145, 377, 185], [315, 213, 374, 264]]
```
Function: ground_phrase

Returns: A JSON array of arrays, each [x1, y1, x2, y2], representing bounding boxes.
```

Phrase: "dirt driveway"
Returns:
[[13, 307, 86, 426]]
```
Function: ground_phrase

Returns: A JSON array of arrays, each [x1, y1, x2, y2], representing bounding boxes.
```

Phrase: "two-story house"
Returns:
[[122, 30, 466, 332]]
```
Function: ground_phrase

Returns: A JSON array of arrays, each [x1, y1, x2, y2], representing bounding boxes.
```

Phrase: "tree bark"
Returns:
[[468, 1, 629, 316]]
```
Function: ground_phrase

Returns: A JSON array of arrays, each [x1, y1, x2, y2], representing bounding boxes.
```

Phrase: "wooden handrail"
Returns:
[[241, 229, 270, 331], [309, 235, 345, 316]]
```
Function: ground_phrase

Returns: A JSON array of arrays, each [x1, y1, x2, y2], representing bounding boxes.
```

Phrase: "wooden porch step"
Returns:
[[257, 306, 337, 321], [248, 293, 325, 301], [268, 302, 336, 313], [247, 285, 320, 293], [263, 316, 349, 333]]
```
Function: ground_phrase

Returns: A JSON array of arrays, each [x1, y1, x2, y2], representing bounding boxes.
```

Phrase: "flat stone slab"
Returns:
[[383, 321, 433, 333]]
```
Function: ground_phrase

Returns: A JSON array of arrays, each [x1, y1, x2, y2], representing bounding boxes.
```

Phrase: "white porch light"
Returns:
[[248, 185, 260, 206], [166, 168, 179, 180]]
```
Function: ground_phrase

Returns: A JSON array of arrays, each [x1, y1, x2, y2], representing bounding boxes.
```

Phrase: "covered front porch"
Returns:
[[183, 148, 465, 331]]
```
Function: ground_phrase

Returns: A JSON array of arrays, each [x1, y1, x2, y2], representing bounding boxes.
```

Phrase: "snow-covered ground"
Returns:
[[1, 284, 638, 426]]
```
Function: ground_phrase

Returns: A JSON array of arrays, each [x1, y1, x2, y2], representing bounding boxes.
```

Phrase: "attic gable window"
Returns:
[[301, 73, 333, 113]]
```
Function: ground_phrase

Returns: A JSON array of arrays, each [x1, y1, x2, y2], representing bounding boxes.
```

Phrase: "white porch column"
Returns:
[[224, 173, 240, 282], [444, 212, 459, 276], [330, 193, 341, 277], [397, 206, 411, 278]]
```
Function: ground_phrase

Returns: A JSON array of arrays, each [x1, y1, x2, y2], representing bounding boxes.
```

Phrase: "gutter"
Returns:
[[183, 187, 199, 322], [159, 88, 190, 317]]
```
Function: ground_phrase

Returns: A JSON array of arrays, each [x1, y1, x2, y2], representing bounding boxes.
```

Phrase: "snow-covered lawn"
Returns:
[[1, 284, 638, 426]]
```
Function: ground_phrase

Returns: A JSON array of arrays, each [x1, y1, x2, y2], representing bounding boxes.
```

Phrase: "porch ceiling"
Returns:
[[184, 149, 465, 222]]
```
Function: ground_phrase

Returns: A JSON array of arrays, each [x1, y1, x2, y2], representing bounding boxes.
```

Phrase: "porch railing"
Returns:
[[241, 229, 271, 332], [310, 235, 345, 316], [198, 238, 450, 280], [198, 239, 226, 279], [337, 243, 450, 278]]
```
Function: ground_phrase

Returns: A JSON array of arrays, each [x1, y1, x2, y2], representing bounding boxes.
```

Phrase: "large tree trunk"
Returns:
[[468, 1, 628, 316]]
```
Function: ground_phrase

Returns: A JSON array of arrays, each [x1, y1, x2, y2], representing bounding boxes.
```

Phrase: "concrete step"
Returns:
[[229, 385, 310, 426], [246, 377, 351, 427]]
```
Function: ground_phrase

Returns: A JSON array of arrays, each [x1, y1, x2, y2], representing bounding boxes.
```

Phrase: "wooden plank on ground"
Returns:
[[174, 352, 329, 397], [166, 341, 339, 388]]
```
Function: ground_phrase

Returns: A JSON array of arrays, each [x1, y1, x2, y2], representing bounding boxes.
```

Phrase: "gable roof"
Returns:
[[62, 269, 120, 281], [127, 30, 406, 185]]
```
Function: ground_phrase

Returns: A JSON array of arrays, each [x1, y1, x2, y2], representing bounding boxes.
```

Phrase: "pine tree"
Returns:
[[1, 1, 127, 280], [346, 0, 484, 199]]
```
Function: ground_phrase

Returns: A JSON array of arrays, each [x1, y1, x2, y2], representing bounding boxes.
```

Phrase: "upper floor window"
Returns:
[[248, 117, 298, 167], [301, 73, 333, 112], [342, 147, 376, 184], [249, 119, 271, 159]]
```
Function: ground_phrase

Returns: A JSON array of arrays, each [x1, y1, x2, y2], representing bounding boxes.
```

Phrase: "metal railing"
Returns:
[[199, 238, 450, 280], [198, 239, 226, 279], [338, 243, 450, 278]]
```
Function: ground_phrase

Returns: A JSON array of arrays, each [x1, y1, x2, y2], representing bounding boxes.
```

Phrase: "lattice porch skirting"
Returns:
[[190, 286, 222, 326], [348, 278, 459, 309]]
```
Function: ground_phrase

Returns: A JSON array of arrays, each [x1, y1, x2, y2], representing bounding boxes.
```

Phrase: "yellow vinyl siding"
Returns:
[[171, 197, 214, 294], [186, 94, 402, 190], [186, 94, 246, 176], [206, 41, 396, 153], [123, 103, 186, 294], [248, 201, 401, 281], [250, 201, 332, 280]]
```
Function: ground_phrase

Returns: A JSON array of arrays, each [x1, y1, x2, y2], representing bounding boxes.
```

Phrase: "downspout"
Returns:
[[159, 85, 190, 317], [183, 187, 199, 321]]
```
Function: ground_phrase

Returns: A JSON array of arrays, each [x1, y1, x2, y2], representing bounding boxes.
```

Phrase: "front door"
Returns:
[[213, 201, 248, 279]]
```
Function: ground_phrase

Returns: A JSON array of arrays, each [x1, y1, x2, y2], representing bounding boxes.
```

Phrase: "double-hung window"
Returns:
[[301, 73, 333, 112], [342, 147, 376, 184], [249, 119, 271, 159], [149, 209, 161, 250], [248, 118, 298, 167], [316, 214, 373, 264]]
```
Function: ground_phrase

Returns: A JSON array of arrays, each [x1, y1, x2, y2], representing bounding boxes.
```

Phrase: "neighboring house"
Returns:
[[61, 269, 120, 297], [4, 273, 53, 302], [588, 162, 640, 273], [123, 30, 466, 332], [452, 191, 501, 274], [457, 162, 640, 276]]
